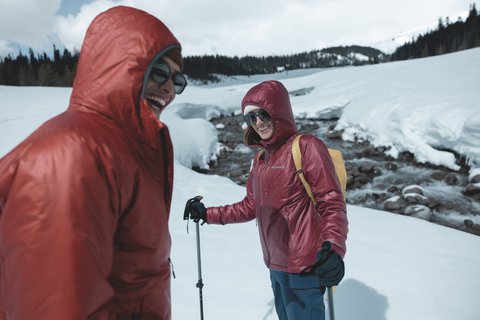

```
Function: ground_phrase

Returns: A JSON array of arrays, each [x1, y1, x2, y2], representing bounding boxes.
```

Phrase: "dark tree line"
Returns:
[[0, 46, 78, 87], [183, 46, 385, 82], [1, 4, 479, 86], [391, 4, 479, 60], [185, 46, 385, 80], [0, 44, 382, 86]]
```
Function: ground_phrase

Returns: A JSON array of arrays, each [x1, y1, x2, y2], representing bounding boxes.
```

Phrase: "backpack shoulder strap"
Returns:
[[327, 148, 347, 200], [256, 148, 265, 162], [292, 135, 317, 206]]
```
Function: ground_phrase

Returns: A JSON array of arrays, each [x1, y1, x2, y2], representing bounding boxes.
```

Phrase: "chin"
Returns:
[[260, 133, 273, 140]]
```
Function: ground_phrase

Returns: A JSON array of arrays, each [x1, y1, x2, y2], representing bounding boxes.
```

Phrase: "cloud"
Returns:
[[0, 40, 11, 56], [1, 0, 478, 57], [56, 0, 119, 52], [0, 0, 61, 54]]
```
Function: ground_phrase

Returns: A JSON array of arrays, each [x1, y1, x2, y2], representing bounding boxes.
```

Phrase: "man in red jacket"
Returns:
[[0, 6, 186, 319], [187, 80, 348, 320]]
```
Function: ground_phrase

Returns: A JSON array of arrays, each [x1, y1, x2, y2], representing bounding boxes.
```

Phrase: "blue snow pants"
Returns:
[[270, 269, 325, 320]]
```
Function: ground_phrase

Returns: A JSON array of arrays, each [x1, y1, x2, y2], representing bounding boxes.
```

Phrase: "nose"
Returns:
[[254, 116, 265, 125], [153, 75, 175, 96]]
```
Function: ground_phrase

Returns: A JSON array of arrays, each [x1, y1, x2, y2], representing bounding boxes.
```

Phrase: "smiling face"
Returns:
[[143, 56, 180, 118], [249, 110, 274, 140]]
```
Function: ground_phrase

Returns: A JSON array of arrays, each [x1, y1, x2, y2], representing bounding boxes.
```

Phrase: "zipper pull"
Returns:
[[168, 258, 176, 279]]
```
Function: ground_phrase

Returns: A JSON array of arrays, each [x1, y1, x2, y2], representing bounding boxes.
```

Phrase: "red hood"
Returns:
[[241, 80, 297, 149], [68, 6, 182, 148]]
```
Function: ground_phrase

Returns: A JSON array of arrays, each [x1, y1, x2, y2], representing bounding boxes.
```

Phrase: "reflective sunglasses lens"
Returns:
[[151, 63, 170, 84], [173, 74, 187, 94], [243, 113, 255, 126], [258, 110, 271, 122]]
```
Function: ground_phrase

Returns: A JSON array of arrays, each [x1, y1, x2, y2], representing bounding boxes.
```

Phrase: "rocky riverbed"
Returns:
[[198, 114, 480, 236]]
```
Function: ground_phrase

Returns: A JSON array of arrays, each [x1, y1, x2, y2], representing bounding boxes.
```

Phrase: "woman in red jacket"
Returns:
[[0, 6, 186, 320], [187, 80, 348, 319]]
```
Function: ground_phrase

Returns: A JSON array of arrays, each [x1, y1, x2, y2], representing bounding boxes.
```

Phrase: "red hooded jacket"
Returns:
[[0, 6, 180, 319], [207, 81, 348, 273]]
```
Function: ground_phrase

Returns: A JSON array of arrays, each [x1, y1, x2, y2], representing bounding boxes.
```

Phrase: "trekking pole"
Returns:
[[184, 196, 205, 320], [327, 286, 335, 320], [195, 220, 205, 320]]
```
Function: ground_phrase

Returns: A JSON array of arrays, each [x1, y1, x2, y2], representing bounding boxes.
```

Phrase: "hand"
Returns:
[[314, 241, 345, 287], [184, 196, 207, 223]]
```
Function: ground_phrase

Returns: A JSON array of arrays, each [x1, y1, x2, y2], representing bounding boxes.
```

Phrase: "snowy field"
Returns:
[[1, 48, 480, 319]]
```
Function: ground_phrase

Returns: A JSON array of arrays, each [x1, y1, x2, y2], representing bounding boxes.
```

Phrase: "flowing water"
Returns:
[[201, 114, 480, 236]]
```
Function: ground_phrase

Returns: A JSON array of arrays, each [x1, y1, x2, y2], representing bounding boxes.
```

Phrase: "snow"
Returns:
[[469, 168, 480, 182], [1, 48, 480, 319], [402, 185, 424, 195]]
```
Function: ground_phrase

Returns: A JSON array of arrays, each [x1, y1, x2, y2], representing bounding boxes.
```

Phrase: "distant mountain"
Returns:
[[319, 45, 387, 63], [183, 45, 387, 83]]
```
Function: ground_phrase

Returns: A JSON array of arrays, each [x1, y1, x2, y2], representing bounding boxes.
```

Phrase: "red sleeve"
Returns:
[[301, 135, 348, 258], [206, 160, 256, 225], [0, 139, 118, 319]]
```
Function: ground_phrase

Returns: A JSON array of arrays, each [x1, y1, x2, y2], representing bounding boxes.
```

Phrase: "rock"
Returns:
[[379, 193, 389, 201], [427, 198, 441, 209], [347, 174, 355, 186], [359, 162, 375, 174], [383, 196, 407, 211], [327, 130, 343, 139], [372, 193, 382, 200], [464, 219, 480, 233], [404, 193, 429, 205], [360, 194, 373, 202], [470, 172, 480, 183], [363, 147, 378, 157], [464, 183, 480, 196], [402, 185, 424, 196], [404, 205, 432, 220], [387, 185, 400, 193], [444, 173, 458, 186], [398, 152, 415, 161], [376, 146, 389, 154], [358, 174, 371, 184], [347, 165, 359, 176], [347, 176, 361, 188], [464, 219, 474, 228]]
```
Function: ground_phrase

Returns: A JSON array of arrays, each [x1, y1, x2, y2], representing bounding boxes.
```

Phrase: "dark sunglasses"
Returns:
[[150, 59, 187, 94], [243, 109, 271, 126]]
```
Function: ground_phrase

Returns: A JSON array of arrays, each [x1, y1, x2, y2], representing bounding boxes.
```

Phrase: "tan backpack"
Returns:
[[292, 135, 347, 204]]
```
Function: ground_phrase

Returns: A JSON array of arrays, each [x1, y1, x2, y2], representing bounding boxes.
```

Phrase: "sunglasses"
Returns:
[[243, 109, 271, 126], [150, 59, 187, 94]]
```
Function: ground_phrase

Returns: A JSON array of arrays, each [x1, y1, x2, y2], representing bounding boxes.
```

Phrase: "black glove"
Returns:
[[314, 241, 345, 287], [184, 196, 207, 223]]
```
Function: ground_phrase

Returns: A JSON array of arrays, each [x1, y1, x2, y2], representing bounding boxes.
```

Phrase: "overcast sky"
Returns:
[[0, 0, 478, 58]]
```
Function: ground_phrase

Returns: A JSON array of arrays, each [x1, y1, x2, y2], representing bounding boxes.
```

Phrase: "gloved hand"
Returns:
[[184, 196, 207, 223], [314, 241, 345, 287]]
